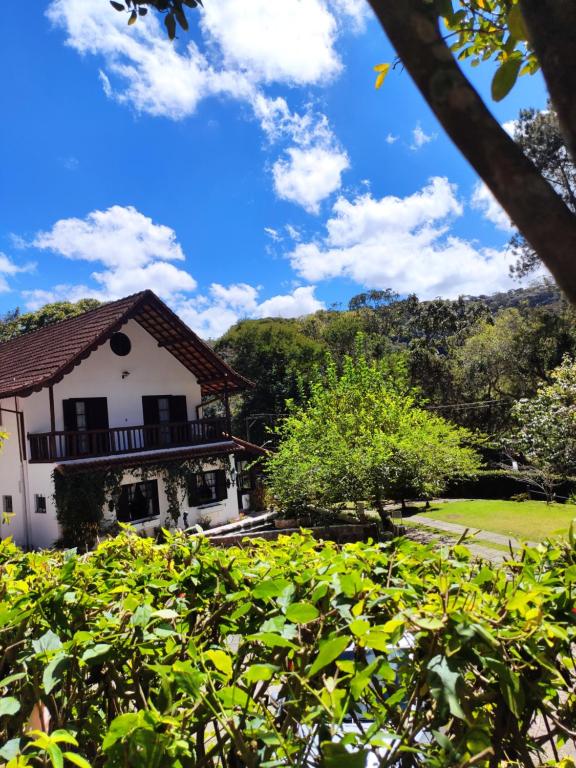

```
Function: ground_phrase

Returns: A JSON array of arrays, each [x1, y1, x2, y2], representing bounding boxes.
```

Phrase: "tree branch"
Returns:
[[367, 0, 576, 304], [520, 0, 576, 164]]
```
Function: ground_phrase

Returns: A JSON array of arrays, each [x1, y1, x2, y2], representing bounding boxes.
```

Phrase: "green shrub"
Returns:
[[0, 530, 575, 766]]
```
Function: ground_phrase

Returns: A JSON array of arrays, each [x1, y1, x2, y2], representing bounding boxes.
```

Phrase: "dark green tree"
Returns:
[[215, 318, 327, 444]]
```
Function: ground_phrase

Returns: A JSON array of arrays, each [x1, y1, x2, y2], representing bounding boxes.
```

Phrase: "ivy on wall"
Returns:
[[52, 454, 233, 550]]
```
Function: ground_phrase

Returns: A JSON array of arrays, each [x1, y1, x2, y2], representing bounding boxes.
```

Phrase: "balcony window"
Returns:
[[2, 495, 13, 515], [117, 480, 160, 523]]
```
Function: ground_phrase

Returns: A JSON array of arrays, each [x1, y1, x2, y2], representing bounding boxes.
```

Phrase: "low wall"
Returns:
[[208, 522, 385, 547]]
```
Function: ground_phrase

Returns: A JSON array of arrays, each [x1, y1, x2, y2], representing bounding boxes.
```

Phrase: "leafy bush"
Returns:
[[0, 530, 575, 766]]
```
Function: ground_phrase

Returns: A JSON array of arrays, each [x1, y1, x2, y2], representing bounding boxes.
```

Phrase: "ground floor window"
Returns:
[[34, 495, 47, 514], [2, 495, 13, 515], [188, 470, 227, 506], [117, 480, 160, 523]]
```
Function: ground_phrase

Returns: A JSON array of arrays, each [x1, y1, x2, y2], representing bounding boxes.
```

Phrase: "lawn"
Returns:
[[417, 499, 576, 542]]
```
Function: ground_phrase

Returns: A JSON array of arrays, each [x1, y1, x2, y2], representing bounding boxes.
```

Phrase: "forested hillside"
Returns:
[[214, 280, 576, 442]]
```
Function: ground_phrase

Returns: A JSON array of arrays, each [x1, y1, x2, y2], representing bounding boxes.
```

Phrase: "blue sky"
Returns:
[[0, 0, 548, 337]]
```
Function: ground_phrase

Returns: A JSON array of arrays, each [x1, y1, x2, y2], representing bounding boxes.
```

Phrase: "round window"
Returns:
[[110, 332, 131, 357]]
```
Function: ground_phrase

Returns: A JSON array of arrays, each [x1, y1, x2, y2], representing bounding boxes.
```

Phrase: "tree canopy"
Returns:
[[265, 349, 480, 525], [512, 355, 576, 478], [0, 299, 101, 343]]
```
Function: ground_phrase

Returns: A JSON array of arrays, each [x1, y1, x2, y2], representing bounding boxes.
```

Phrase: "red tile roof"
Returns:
[[0, 290, 251, 399]]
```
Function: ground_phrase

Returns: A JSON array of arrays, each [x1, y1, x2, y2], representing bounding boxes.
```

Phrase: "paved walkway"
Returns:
[[409, 514, 539, 550]]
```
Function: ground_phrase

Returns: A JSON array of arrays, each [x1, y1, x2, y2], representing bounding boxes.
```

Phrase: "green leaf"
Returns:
[[0, 738, 24, 760], [63, 753, 92, 768], [205, 649, 233, 678], [285, 602, 319, 624], [43, 654, 70, 695], [320, 741, 368, 768], [349, 618, 369, 637], [102, 713, 140, 750], [165, 13, 176, 40], [309, 636, 349, 677], [508, 5, 528, 41], [0, 697, 20, 717], [247, 632, 297, 649], [243, 664, 278, 683], [33, 630, 62, 654], [427, 655, 468, 721], [174, 6, 189, 31], [363, 630, 389, 652], [47, 743, 64, 768], [216, 685, 250, 709], [130, 603, 152, 627], [152, 608, 179, 620], [491, 57, 522, 101], [253, 578, 291, 599], [81, 644, 111, 663]]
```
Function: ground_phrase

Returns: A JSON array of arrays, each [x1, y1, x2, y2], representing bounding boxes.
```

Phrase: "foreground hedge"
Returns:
[[0, 530, 575, 767]]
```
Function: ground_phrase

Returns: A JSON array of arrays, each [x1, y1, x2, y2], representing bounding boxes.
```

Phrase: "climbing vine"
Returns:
[[53, 467, 123, 552], [53, 454, 233, 549], [134, 454, 231, 527]]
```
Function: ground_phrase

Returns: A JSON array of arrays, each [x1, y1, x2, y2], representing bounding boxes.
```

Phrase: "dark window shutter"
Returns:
[[142, 396, 160, 425], [215, 469, 228, 501], [86, 398, 109, 430], [63, 400, 77, 432], [187, 474, 200, 506], [117, 486, 130, 522], [169, 396, 187, 423]]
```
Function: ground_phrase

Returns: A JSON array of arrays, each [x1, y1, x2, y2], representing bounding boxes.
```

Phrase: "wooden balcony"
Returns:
[[28, 418, 226, 463]]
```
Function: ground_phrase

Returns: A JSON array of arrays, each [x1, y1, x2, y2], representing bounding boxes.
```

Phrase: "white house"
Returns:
[[0, 290, 257, 549]]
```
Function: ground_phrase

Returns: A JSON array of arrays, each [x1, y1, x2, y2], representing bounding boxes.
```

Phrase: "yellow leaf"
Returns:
[[373, 63, 391, 90]]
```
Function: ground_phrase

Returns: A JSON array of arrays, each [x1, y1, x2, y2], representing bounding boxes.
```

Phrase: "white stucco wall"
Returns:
[[0, 398, 27, 546], [0, 319, 240, 549]]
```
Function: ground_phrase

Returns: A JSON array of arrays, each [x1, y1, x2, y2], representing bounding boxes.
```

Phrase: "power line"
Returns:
[[426, 398, 516, 411]]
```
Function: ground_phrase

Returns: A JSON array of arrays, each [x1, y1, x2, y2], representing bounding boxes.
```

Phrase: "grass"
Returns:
[[416, 499, 576, 541]]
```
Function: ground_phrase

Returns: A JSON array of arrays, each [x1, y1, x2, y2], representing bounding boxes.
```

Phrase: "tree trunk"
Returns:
[[520, 0, 576, 164], [375, 490, 394, 532], [367, 0, 576, 304]]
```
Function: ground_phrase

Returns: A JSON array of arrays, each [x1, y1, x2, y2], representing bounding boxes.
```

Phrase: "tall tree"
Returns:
[[509, 106, 576, 278], [512, 356, 576, 479], [214, 318, 327, 443], [265, 351, 480, 526]]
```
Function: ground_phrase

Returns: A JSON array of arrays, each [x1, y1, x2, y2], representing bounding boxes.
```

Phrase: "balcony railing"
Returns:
[[28, 418, 226, 463]]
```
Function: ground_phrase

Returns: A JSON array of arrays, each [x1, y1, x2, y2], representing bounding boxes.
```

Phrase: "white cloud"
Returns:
[[177, 284, 324, 337], [471, 182, 513, 232], [273, 145, 350, 213], [209, 282, 259, 312], [410, 122, 436, 151], [30, 205, 196, 301], [264, 227, 282, 242], [0, 253, 35, 293], [200, 0, 341, 86], [289, 177, 517, 297], [385, 133, 398, 144], [256, 286, 324, 318], [502, 120, 517, 138], [47, 0, 351, 206], [20, 207, 323, 338], [285, 224, 302, 241], [32, 205, 185, 267]]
